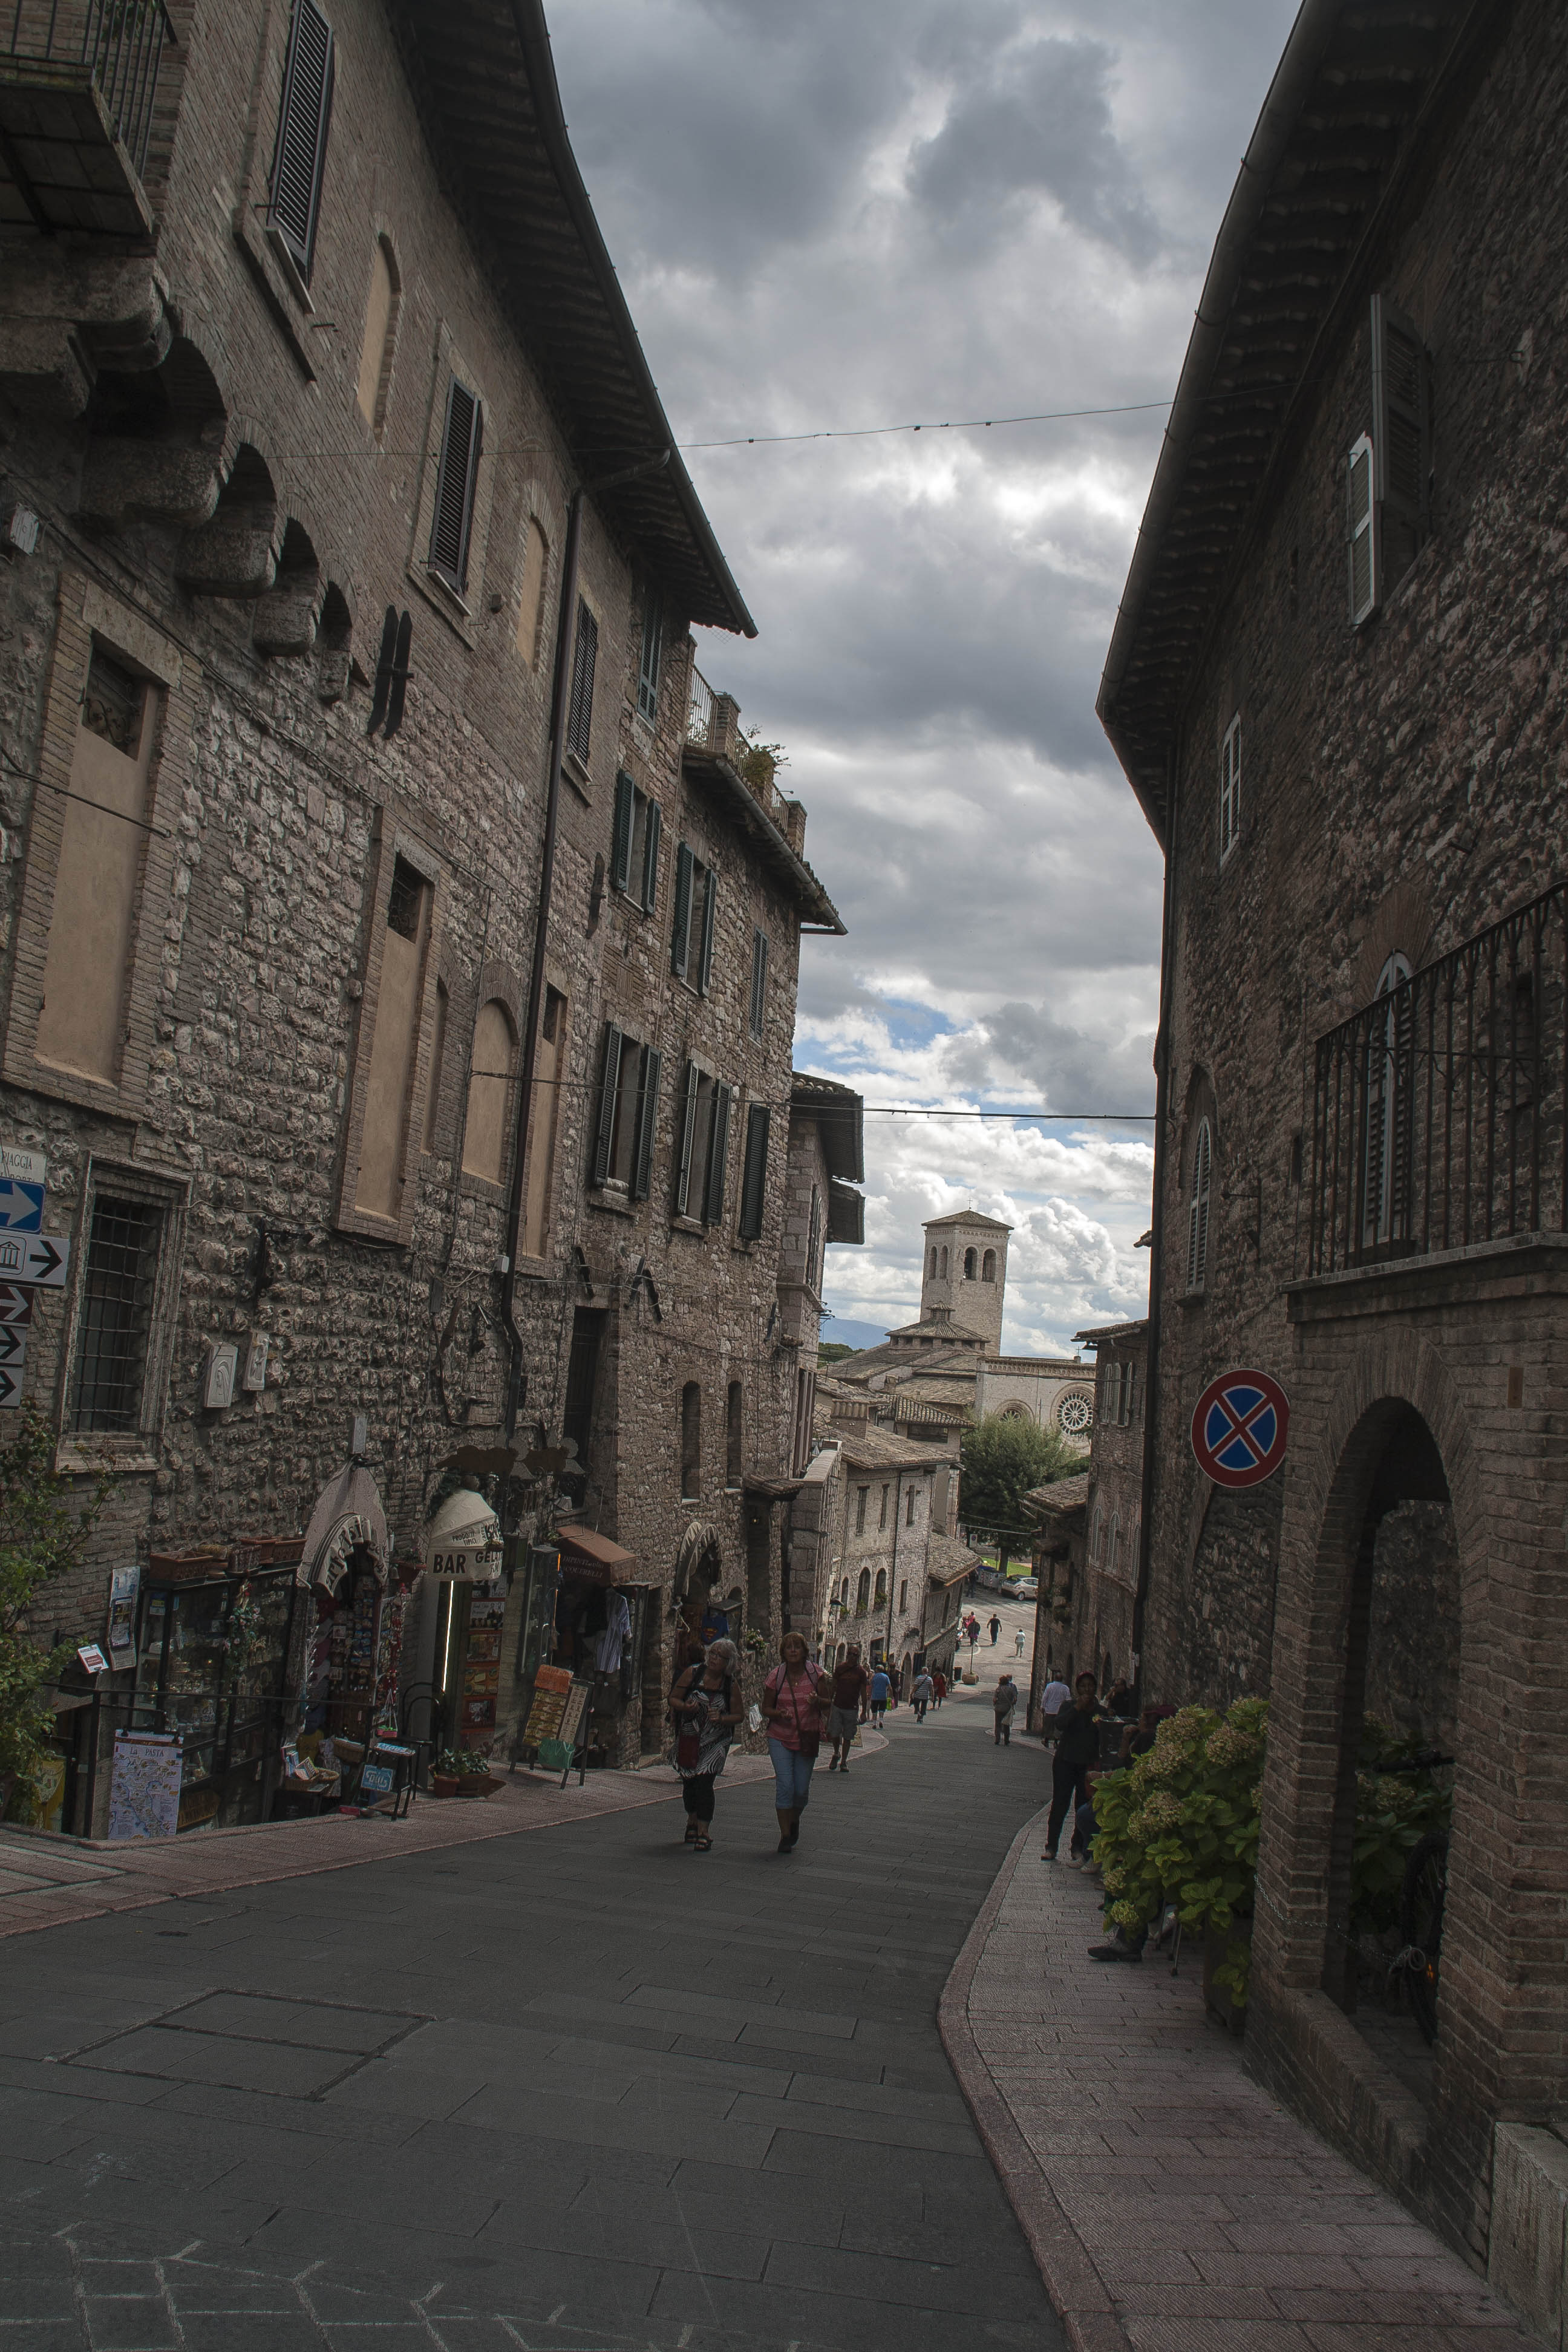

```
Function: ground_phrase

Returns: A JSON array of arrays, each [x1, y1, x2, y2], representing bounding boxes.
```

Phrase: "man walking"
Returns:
[[992, 1673, 1019, 1746], [1013, 1626, 1027, 1659], [931, 1667, 947, 1709], [911, 1665, 934, 1721], [868, 1661, 892, 1730], [1041, 1673, 1106, 1860], [1040, 1671, 1071, 1734], [825, 1644, 869, 1773], [987, 1613, 1002, 1646]]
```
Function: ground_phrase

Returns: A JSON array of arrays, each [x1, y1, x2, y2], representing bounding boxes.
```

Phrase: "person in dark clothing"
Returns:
[[1041, 1673, 1105, 1861], [987, 1614, 1002, 1645]]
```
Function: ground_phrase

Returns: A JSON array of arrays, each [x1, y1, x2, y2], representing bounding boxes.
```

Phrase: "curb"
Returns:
[[937, 1804, 1134, 2352]]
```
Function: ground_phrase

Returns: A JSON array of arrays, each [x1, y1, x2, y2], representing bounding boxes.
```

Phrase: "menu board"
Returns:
[[523, 1662, 571, 1748], [459, 1594, 506, 1751], [108, 1731, 183, 1841]]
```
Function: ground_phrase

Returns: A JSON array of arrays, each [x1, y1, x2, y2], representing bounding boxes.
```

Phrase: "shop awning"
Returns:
[[297, 1464, 390, 1595], [422, 1489, 503, 1578], [557, 1525, 637, 1586]]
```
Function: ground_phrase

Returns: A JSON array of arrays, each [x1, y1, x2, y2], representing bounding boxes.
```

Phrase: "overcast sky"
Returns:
[[552, 0, 1301, 1353]]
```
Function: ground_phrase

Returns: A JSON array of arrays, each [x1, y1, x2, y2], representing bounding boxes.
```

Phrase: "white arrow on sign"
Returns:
[[0, 1180, 43, 1233], [0, 1284, 33, 1326], [0, 1324, 25, 1368], [0, 1364, 21, 1410], [0, 1234, 68, 1287]]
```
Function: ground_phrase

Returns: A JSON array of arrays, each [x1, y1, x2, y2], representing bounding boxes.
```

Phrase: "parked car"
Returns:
[[1010, 1576, 1039, 1599]]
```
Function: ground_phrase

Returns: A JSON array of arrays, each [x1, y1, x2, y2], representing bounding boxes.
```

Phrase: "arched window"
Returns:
[[515, 515, 549, 667], [355, 235, 400, 432], [840, 1577, 850, 1607], [981, 1249, 996, 1281], [463, 999, 517, 1185], [1364, 952, 1413, 1252], [1091, 1504, 1103, 1561], [856, 1567, 871, 1613], [939, 1246, 948, 1279], [1186, 1116, 1212, 1293], [929, 1246, 938, 1277], [963, 1247, 976, 1279], [874, 1569, 887, 1606], [680, 1382, 701, 1498], [1108, 1514, 1120, 1576]]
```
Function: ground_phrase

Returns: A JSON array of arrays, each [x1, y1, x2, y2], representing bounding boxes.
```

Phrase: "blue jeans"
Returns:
[[768, 1739, 815, 1814]]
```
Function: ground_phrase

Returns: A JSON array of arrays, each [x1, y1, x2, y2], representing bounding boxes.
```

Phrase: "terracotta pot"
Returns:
[[431, 1774, 460, 1799], [456, 1772, 503, 1798]]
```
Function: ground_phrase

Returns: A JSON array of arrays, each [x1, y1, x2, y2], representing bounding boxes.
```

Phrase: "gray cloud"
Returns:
[[908, 37, 1162, 263]]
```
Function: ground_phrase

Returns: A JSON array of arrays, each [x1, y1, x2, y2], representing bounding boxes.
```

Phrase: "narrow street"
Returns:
[[0, 1659, 1062, 2352]]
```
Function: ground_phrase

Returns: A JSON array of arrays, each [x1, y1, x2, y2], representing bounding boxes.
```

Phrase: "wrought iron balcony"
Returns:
[[1305, 881, 1567, 1277], [1, 0, 174, 235]]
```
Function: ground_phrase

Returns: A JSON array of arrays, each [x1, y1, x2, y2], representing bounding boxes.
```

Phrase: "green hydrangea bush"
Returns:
[[1092, 1698, 1267, 2001]]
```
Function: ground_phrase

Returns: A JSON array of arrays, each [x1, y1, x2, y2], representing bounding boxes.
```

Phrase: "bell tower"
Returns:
[[919, 1212, 1010, 1353]]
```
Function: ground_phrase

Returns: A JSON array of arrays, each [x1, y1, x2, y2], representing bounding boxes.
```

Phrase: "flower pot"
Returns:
[[456, 1772, 503, 1798], [431, 1774, 460, 1798]]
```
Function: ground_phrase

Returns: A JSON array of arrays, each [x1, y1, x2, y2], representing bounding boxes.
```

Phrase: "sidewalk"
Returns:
[[0, 1739, 850, 1941], [940, 1805, 1530, 2352]]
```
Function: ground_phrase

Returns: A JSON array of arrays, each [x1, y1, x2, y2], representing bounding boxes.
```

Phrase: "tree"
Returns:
[[959, 1412, 1079, 1569], [0, 1407, 103, 1812]]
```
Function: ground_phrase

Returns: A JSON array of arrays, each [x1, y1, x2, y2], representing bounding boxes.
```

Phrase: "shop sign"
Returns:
[[76, 1642, 109, 1675], [107, 1730, 182, 1841], [0, 1144, 44, 1186], [106, 1566, 139, 1662], [428, 1541, 503, 1578]]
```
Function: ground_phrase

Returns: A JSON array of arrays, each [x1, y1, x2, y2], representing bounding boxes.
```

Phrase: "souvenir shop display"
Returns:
[[131, 1563, 297, 1831]]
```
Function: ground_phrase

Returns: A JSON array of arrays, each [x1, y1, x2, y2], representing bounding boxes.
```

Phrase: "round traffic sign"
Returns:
[[1191, 1368, 1290, 1489]]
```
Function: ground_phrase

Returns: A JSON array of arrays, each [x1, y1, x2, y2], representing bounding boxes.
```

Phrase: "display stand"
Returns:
[[555, 1679, 592, 1788], [359, 1737, 419, 1818]]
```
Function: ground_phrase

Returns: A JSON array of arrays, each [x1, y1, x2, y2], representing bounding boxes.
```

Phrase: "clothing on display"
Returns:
[[595, 1591, 631, 1673]]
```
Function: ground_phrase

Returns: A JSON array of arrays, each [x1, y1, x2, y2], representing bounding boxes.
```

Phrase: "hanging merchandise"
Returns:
[[595, 1589, 632, 1673]]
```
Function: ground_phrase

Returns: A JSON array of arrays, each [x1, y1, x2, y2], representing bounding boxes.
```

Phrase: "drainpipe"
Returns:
[[1131, 744, 1180, 1688], [499, 449, 671, 1452], [884, 1471, 902, 1673]]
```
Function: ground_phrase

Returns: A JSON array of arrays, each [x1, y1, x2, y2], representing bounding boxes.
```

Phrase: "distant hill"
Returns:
[[817, 1316, 897, 1356]]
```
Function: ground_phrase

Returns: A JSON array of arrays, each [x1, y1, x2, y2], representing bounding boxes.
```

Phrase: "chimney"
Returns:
[[780, 799, 806, 854], [709, 692, 742, 763]]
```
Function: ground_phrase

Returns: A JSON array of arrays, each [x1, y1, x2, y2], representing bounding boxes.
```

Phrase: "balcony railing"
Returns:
[[687, 663, 715, 751], [2, 0, 173, 229], [1306, 881, 1567, 1276]]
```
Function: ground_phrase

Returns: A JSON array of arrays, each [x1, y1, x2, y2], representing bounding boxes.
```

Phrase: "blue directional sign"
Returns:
[[0, 1181, 42, 1233]]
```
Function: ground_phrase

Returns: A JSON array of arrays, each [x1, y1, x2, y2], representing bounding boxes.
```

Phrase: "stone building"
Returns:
[[1096, 0, 1568, 2311], [795, 1417, 953, 1688], [0, 0, 850, 1829]]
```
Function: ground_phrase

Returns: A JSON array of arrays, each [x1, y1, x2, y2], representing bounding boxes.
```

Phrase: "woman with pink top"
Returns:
[[760, 1630, 829, 1854]]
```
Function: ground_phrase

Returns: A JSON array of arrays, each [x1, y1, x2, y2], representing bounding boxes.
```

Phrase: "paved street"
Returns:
[[0, 1654, 1061, 2352]]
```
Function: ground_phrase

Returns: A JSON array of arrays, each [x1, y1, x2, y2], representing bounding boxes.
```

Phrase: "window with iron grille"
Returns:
[[72, 1194, 162, 1432]]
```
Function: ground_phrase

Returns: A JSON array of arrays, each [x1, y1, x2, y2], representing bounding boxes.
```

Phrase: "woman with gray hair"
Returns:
[[668, 1638, 743, 1852]]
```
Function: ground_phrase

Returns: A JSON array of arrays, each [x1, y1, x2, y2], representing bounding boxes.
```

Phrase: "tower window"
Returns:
[[963, 1247, 976, 1278]]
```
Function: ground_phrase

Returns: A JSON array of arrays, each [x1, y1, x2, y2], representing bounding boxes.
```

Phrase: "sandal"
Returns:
[[684, 1820, 699, 1844], [694, 1833, 712, 1851]]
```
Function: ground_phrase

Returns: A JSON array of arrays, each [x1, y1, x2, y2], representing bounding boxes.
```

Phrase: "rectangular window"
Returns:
[[71, 1192, 162, 1432], [674, 1063, 732, 1224], [906, 1488, 916, 1526], [879, 1485, 889, 1532], [637, 585, 663, 724], [749, 927, 769, 1039], [726, 1380, 743, 1488], [566, 600, 598, 768], [738, 1104, 770, 1240], [1219, 714, 1241, 866], [354, 855, 433, 1224], [681, 1382, 701, 1499], [670, 842, 716, 988], [592, 1024, 659, 1196], [561, 1308, 603, 1477], [428, 377, 483, 595], [899, 1580, 907, 1613], [855, 1486, 868, 1536], [610, 771, 660, 913], [521, 986, 567, 1256], [268, 0, 335, 283]]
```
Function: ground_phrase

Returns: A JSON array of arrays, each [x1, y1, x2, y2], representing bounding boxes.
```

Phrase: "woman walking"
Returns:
[[668, 1638, 743, 1851], [762, 1631, 829, 1854]]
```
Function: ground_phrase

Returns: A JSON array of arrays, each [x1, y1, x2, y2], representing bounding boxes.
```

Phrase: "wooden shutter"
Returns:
[[592, 1026, 624, 1186], [674, 1060, 699, 1214], [671, 842, 694, 977], [1347, 432, 1377, 624], [429, 379, 483, 592], [1186, 1117, 1211, 1292], [704, 1085, 732, 1226], [697, 867, 717, 996], [610, 771, 635, 893], [739, 1104, 769, 1238], [1372, 293, 1428, 591], [268, 0, 335, 281], [1219, 716, 1241, 863], [750, 928, 768, 1037], [641, 800, 661, 914], [566, 601, 598, 763], [631, 1047, 661, 1201]]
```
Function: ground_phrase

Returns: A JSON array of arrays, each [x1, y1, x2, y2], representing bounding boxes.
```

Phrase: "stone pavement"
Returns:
[[940, 1805, 1532, 2352], [0, 1692, 1057, 2351]]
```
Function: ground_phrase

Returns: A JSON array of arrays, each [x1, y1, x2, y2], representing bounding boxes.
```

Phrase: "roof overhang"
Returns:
[[683, 750, 845, 930], [1096, 0, 1495, 842], [558, 1524, 638, 1584], [390, 0, 753, 635], [791, 1074, 865, 1183]]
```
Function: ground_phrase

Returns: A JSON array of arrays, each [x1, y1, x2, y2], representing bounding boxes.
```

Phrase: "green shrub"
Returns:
[[1351, 1719, 1452, 1936], [0, 1406, 104, 1809]]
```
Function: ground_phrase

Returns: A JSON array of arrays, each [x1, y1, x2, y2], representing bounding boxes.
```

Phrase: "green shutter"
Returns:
[[268, 0, 335, 281], [749, 929, 768, 1037], [592, 1026, 623, 1186], [671, 843, 694, 978], [641, 800, 661, 913], [697, 867, 717, 996], [739, 1104, 769, 1239], [610, 771, 635, 893], [674, 1060, 699, 1214], [631, 1047, 662, 1201], [566, 601, 598, 763], [704, 1085, 732, 1226], [429, 381, 482, 592]]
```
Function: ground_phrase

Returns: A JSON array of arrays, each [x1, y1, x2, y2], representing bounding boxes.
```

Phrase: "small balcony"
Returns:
[[1305, 880, 1567, 1277], [1, 0, 175, 237]]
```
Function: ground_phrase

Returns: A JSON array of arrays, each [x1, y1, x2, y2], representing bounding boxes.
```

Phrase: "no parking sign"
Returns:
[[1191, 1368, 1291, 1489]]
